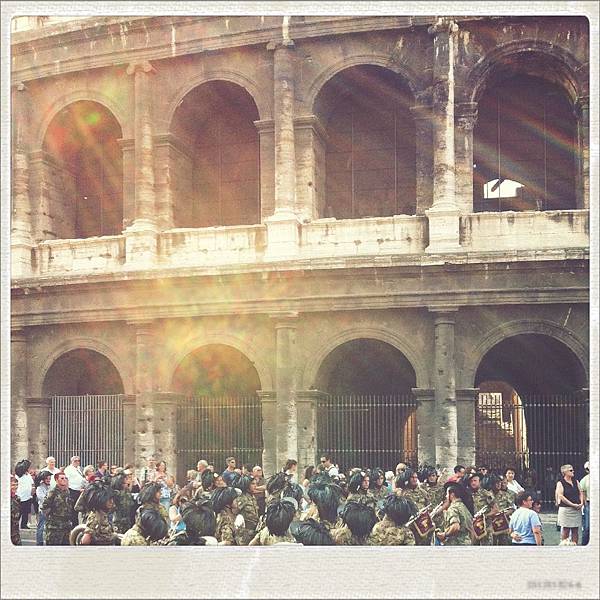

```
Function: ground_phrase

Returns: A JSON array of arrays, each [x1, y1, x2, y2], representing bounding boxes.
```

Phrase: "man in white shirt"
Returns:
[[44, 456, 60, 489], [63, 456, 85, 527], [319, 455, 339, 477], [15, 460, 34, 529], [580, 460, 590, 545]]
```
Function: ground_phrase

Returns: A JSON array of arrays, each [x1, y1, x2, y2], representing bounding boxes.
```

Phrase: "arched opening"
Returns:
[[315, 339, 417, 471], [43, 348, 124, 396], [474, 66, 577, 212], [43, 101, 123, 238], [169, 81, 260, 228], [42, 349, 125, 470], [315, 65, 416, 219], [474, 334, 588, 503], [172, 344, 262, 482]]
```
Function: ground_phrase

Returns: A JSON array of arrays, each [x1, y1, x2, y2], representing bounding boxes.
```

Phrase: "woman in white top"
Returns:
[[505, 468, 524, 496], [15, 460, 34, 529]]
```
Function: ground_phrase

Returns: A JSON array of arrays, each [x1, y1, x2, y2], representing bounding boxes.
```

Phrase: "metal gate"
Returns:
[[317, 394, 418, 473], [476, 391, 589, 505], [48, 394, 124, 469], [176, 395, 263, 484]]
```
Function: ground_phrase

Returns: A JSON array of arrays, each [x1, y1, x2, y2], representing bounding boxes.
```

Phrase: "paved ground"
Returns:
[[17, 510, 577, 547]]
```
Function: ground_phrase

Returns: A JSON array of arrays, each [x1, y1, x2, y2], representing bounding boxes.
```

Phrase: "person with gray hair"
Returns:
[[555, 463, 584, 544]]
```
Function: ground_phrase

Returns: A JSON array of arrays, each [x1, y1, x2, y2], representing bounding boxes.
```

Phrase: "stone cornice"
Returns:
[[11, 15, 496, 84]]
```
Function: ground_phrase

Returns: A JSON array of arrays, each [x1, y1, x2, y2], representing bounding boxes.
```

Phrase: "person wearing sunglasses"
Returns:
[[555, 464, 584, 544]]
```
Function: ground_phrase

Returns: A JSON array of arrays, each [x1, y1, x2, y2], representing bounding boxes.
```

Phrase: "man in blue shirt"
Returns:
[[222, 457, 239, 486], [509, 492, 542, 546]]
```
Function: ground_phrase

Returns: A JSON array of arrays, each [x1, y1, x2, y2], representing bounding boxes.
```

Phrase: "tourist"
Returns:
[[555, 463, 584, 544], [15, 459, 34, 529], [509, 491, 542, 546], [63, 456, 86, 528], [505, 467, 525, 496], [580, 460, 590, 545], [34, 470, 52, 545], [221, 456, 238, 486]]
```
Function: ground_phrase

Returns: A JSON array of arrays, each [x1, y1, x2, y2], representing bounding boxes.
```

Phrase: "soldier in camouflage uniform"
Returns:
[[122, 508, 169, 546], [231, 474, 260, 545], [264, 471, 291, 507], [435, 484, 474, 546], [395, 469, 431, 545], [166, 497, 218, 546], [369, 468, 389, 504], [136, 482, 169, 524], [290, 518, 335, 545], [305, 480, 344, 530], [420, 465, 445, 530], [466, 473, 498, 546], [212, 487, 241, 545], [110, 472, 136, 534], [78, 482, 120, 545], [42, 472, 74, 545], [367, 494, 416, 546], [331, 501, 378, 545], [346, 471, 377, 511], [249, 499, 297, 545], [486, 474, 515, 546], [10, 476, 21, 545]]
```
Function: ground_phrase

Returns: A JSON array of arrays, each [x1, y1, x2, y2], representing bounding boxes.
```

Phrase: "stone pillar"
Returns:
[[258, 391, 277, 477], [454, 102, 478, 214], [11, 329, 29, 463], [254, 120, 275, 221], [131, 321, 156, 468], [125, 61, 158, 266], [425, 18, 461, 252], [412, 388, 436, 466], [264, 38, 301, 259], [273, 314, 299, 470], [118, 138, 135, 228], [153, 393, 178, 475], [28, 150, 57, 243], [410, 104, 434, 215], [456, 388, 479, 467], [122, 394, 137, 465], [574, 95, 589, 209], [294, 115, 328, 221], [296, 390, 323, 473], [11, 83, 34, 278], [26, 398, 51, 469], [430, 308, 458, 469]]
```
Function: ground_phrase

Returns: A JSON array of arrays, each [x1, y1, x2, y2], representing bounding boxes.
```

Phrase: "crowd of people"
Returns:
[[10, 453, 590, 547]]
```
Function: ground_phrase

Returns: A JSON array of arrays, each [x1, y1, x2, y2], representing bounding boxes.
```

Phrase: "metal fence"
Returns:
[[48, 394, 124, 469], [476, 391, 589, 506], [317, 394, 418, 473], [176, 395, 263, 484]]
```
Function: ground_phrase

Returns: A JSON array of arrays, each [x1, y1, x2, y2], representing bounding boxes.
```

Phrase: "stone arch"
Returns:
[[36, 337, 132, 397], [463, 39, 587, 106], [464, 319, 589, 390], [302, 327, 427, 391], [166, 333, 271, 392], [35, 90, 129, 151], [165, 70, 271, 130], [306, 55, 419, 115]]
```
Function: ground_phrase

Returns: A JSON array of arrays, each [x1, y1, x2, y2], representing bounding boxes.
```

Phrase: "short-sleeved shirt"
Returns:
[[509, 507, 541, 544], [443, 499, 473, 546], [580, 474, 590, 502]]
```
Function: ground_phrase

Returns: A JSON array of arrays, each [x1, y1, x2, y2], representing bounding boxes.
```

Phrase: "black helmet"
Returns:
[[15, 459, 31, 478], [290, 519, 335, 545]]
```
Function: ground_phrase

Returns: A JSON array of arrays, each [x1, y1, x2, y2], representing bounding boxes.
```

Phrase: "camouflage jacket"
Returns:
[[83, 510, 118, 545], [41, 487, 74, 529], [423, 482, 445, 507], [367, 516, 415, 546], [330, 524, 367, 545], [237, 493, 260, 533], [400, 486, 430, 511], [248, 527, 295, 546], [494, 490, 515, 513], [11, 496, 21, 545], [112, 489, 136, 533], [473, 489, 496, 515], [215, 508, 238, 545], [165, 531, 218, 546], [121, 523, 150, 546], [346, 490, 377, 511], [370, 486, 390, 503], [137, 501, 169, 525], [443, 499, 473, 546]]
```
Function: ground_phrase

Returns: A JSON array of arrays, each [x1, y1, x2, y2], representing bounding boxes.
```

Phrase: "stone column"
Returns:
[[122, 394, 137, 465], [118, 138, 135, 228], [454, 102, 478, 214], [11, 83, 34, 278], [425, 18, 461, 252], [410, 104, 434, 215], [456, 388, 479, 467], [125, 61, 158, 266], [254, 120, 275, 221], [273, 314, 299, 469], [294, 115, 328, 221], [264, 38, 301, 259], [153, 393, 178, 475], [11, 329, 29, 463], [26, 398, 51, 469], [131, 320, 156, 468], [28, 150, 57, 243], [574, 95, 589, 209], [258, 391, 277, 477], [296, 390, 323, 473], [430, 308, 458, 469], [412, 388, 436, 466]]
